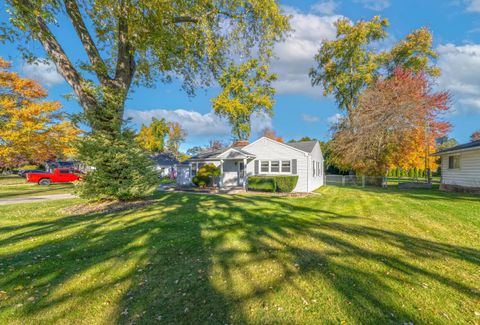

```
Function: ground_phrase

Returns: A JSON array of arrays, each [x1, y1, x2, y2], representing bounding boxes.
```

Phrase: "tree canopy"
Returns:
[[309, 16, 439, 122], [331, 69, 451, 176], [0, 58, 80, 169], [212, 59, 277, 141], [5, 0, 289, 133]]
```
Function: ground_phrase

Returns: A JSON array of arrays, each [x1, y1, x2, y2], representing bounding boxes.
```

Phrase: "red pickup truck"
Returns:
[[26, 168, 82, 185]]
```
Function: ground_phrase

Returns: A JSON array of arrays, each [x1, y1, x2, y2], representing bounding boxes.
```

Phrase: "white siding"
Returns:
[[244, 138, 309, 192], [307, 142, 325, 192], [440, 149, 480, 188]]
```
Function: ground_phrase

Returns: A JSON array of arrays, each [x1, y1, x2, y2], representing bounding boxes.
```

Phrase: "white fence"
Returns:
[[325, 175, 387, 188]]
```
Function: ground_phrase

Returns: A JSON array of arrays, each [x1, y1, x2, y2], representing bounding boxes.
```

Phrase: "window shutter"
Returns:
[[292, 159, 297, 175], [254, 160, 259, 174]]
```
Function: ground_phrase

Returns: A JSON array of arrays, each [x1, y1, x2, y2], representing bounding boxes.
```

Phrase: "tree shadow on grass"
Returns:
[[0, 192, 479, 324]]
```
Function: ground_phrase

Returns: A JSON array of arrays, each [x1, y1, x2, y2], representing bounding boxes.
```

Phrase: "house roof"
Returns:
[[434, 140, 480, 155], [150, 153, 180, 166], [285, 140, 318, 153], [189, 146, 255, 161]]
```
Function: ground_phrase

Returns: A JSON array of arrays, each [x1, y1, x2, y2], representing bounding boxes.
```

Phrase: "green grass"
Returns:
[[0, 175, 28, 186], [0, 184, 74, 199], [0, 187, 479, 324]]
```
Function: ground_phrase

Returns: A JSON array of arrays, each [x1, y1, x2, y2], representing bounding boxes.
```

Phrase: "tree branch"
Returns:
[[16, 0, 98, 113], [63, 0, 112, 87]]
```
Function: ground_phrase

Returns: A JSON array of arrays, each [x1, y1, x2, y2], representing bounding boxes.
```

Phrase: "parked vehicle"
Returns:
[[26, 168, 82, 185], [18, 170, 45, 178]]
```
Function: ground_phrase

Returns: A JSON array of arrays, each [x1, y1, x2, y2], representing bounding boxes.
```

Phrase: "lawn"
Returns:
[[0, 183, 74, 199], [0, 187, 479, 324], [0, 175, 28, 186]]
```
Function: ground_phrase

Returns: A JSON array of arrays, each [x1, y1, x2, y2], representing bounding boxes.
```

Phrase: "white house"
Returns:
[[186, 137, 324, 192], [434, 140, 480, 192]]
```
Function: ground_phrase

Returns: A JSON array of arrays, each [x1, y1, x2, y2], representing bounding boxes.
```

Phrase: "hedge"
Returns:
[[247, 176, 298, 193]]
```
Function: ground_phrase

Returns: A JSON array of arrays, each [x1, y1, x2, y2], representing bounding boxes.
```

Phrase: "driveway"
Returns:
[[0, 193, 77, 205]]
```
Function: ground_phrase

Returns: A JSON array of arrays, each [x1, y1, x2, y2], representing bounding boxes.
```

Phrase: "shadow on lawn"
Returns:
[[0, 191, 479, 324]]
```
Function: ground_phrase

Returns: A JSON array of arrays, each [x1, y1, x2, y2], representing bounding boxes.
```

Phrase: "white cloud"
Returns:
[[466, 0, 480, 12], [125, 108, 272, 138], [272, 8, 344, 96], [302, 114, 320, 122], [437, 43, 480, 114], [327, 113, 343, 125], [22, 60, 64, 87], [354, 0, 390, 10], [311, 0, 339, 15]]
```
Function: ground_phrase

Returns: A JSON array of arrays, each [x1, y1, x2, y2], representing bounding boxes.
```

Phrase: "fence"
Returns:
[[325, 175, 441, 188]]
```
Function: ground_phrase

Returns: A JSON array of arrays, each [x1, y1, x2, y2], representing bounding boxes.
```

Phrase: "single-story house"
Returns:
[[186, 137, 324, 192], [434, 139, 480, 192], [150, 153, 179, 178]]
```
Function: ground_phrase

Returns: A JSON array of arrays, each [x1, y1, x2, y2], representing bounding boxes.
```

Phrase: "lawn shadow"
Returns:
[[0, 192, 478, 324]]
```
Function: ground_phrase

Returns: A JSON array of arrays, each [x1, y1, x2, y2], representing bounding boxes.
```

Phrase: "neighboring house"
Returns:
[[187, 137, 324, 192], [434, 140, 480, 192], [151, 153, 179, 178]]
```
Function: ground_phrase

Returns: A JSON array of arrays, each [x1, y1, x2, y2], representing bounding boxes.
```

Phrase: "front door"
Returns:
[[238, 162, 245, 186]]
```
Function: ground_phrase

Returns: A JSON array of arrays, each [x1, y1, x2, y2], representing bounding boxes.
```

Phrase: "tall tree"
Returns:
[[309, 16, 439, 122], [4, 0, 288, 198], [471, 130, 480, 141], [212, 59, 277, 141], [0, 58, 79, 169], [136, 118, 170, 153], [331, 69, 451, 176], [166, 121, 186, 158], [5, 1, 288, 134]]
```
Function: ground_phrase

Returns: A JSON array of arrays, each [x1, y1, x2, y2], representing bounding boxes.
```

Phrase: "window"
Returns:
[[261, 161, 269, 173], [191, 163, 197, 176], [270, 161, 280, 172], [448, 155, 460, 169], [281, 161, 291, 173]]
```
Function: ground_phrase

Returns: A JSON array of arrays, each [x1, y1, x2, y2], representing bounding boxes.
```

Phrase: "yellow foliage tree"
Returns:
[[0, 58, 80, 168]]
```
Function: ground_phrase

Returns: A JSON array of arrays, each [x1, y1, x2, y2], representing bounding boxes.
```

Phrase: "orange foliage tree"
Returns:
[[0, 58, 80, 169], [261, 127, 283, 143], [471, 130, 480, 142], [331, 68, 451, 175]]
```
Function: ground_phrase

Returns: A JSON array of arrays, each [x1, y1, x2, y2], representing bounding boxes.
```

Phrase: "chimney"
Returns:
[[233, 140, 249, 147]]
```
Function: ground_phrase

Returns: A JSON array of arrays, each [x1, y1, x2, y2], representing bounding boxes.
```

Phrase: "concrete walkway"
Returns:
[[0, 193, 77, 205]]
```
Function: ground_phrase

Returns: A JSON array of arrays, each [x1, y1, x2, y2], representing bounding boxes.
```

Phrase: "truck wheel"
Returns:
[[38, 178, 52, 186]]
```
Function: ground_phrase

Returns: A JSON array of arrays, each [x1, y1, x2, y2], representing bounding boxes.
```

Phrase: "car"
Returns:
[[18, 169, 45, 178], [26, 168, 82, 185]]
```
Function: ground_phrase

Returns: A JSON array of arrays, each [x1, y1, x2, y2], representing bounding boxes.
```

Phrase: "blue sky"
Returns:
[[1, 0, 480, 151]]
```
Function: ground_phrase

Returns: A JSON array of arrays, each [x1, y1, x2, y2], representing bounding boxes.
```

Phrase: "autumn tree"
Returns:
[[186, 140, 229, 157], [0, 58, 79, 169], [471, 130, 480, 141], [166, 121, 186, 158], [331, 69, 450, 176], [310, 16, 439, 122], [261, 127, 283, 142], [136, 118, 186, 157], [4, 0, 288, 199], [212, 59, 277, 141], [136, 118, 170, 153]]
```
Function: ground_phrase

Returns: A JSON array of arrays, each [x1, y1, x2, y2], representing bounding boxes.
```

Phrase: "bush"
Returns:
[[74, 130, 160, 201], [247, 176, 299, 193], [248, 176, 276, 192], [274, 176, 299, 192], [193, 164, 220, 187]]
